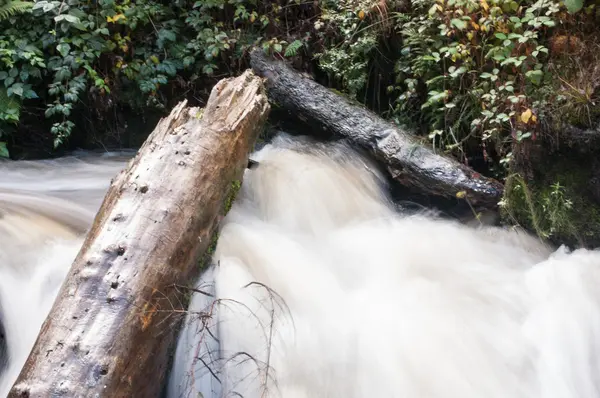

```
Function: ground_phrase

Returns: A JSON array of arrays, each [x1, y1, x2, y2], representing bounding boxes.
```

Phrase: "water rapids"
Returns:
[[1, 135, 599, 398]]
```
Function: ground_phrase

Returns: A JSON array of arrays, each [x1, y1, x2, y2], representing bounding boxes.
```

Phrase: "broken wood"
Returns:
[[250, 50, 504, 208], [8, 70, 270, 397]]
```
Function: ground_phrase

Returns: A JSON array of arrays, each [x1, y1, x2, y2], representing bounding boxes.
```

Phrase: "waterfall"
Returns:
[[1, 136, 600, 398]]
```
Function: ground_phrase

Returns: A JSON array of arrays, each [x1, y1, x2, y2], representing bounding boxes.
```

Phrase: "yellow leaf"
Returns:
[[358, 10, 366, 20], [456, 190, 467, 199], [471, 21, 480, 30], [250, 14, 256, 22], [150, 55, 160, 65], [480, 0, 489, 11], [521, 108, 532, 124], [107, 13, 126, 23], [531, 114, 537, 123]]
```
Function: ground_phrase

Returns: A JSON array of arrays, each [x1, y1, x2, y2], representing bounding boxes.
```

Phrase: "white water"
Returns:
[[1, 136, 600, 397], [0, 154, 128, 396]]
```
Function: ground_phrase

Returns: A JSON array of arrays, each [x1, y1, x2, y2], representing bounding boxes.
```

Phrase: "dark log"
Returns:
[[250, 50, 504, 208], [8, 70, 270, 397]]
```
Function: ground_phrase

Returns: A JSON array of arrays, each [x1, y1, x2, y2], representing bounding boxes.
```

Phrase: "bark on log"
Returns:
[[8, 70, 270, 397], [250, 50, 504, 208]]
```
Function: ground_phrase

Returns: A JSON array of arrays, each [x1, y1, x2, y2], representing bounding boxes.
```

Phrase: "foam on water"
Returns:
[[0, 155, 125, 396], [0, 136, 599, 398], [168, 135, 600, 398]]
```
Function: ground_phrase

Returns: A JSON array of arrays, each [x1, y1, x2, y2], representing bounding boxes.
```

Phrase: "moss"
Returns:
[[198, 179, 243, 270], [501, 158, 600, 248], [224, 179, 242, 214]]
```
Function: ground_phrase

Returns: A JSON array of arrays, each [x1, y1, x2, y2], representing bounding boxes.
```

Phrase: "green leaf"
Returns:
[[56, 43, 71, 57], [526, 69, 543, 85], [495, 33, 507, 40], [8, 83, 24, 97], [0, 142, 8, 158], [449, 66, 466, 78], [565, 0, 584, 13], [54, 14, 81, 24], [23, 89, 38, 99], [159, 29, 177, 42], [450, 18, 467, 30]]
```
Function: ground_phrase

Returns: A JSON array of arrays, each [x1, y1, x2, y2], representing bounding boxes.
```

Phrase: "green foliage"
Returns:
[[502, 174, 576, 240], [1, 0, 597, 163], [0, 0, 316, 156], [0, 1, 33, 22], [389, 0, 567, 166], [565, 0, 585, 13], [314, 1, 382, 98]]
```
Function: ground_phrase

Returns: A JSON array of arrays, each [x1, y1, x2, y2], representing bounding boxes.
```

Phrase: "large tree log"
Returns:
[[250, 50, 504, 208], [9, 70, 269, 397]]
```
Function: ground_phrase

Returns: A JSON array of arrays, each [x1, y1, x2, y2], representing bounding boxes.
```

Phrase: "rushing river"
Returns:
[[1, 135, 600, 398]]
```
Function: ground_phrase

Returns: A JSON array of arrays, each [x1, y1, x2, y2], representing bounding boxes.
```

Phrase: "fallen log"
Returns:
[[250, 50, 504, 208], [9, 70, 269, 397]]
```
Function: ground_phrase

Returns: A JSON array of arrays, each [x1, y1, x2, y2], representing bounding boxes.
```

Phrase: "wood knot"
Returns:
[[103, 244, 126, 257]]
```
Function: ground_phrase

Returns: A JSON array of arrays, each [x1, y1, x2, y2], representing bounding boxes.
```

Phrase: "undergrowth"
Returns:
[[1, 0, 598, 161]]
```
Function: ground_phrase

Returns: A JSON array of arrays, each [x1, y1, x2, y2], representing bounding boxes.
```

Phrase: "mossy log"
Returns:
[[8, 70, 270, 397], [250, 50, 504, 208]]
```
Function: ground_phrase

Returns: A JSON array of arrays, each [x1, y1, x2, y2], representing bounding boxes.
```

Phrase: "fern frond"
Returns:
[[0, 1, 33, 23], [284, 40, 304, 57]]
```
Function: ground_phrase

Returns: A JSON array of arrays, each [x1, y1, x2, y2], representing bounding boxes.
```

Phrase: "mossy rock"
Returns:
[[501, 139, 600, 248]]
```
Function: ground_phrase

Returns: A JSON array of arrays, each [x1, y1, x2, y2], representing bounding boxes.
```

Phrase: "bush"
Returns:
[[0, 0, 318, 157], [0, 0, 597, 164]]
